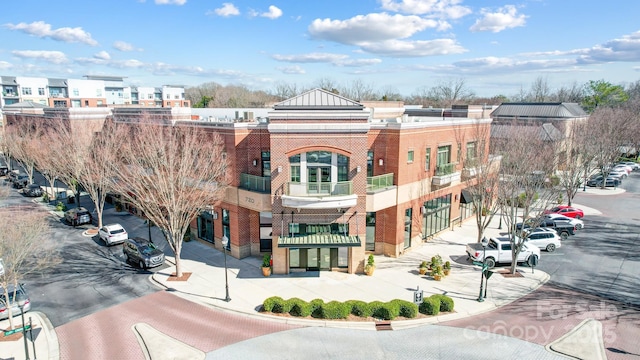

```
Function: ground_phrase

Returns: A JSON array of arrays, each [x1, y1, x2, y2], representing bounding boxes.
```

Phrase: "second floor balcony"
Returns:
[[282, 181, 357, 209], [433, 162, 460, 186], [240, 173, 271, 193], [367, 173, 394, 192]]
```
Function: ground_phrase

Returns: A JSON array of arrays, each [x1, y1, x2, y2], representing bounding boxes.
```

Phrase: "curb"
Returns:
[[35, 311, 60, 360]]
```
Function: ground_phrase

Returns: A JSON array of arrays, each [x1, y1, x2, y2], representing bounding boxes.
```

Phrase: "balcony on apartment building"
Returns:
[[366, 173, 394, 192], [281, 181, 357, 209], [240, 173, 271, 193], [432, 162, 461, 186]]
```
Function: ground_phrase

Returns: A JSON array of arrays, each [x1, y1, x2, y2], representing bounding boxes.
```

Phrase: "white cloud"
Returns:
[[211, 3, 240, 17], [379, 0, 471, 19], [12, 50, 68, 64], [4, 21, 98, 46], [470, 5, 527, 33], [261, 5, 283, 19], [154, 0, 186, 5], [94, 51, 111, 60], [359, 38, 466, 57], [113, 41, 142, 52], [277, 65, 306, 74], [577, 31, 640, 63], [0, 61, 12, 70], [334, 58, 383, 67], [309, 13, 440, 45], [271, 52, 349, 63], [437, 56, 578, 74]]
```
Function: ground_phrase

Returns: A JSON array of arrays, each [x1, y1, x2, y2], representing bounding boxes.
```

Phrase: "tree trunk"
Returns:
[[174, 253, 182, 278]]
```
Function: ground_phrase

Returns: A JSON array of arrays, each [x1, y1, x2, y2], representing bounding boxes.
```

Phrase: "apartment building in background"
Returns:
[[0, 75, 190, 108]]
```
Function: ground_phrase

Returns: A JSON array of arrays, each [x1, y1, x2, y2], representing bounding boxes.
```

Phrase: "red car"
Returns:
[[544, 205, 584, 219]]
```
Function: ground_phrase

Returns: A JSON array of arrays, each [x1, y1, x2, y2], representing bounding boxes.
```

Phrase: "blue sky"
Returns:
[[1, 0, 639, 98]]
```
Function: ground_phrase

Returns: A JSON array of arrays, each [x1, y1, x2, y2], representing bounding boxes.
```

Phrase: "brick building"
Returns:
[[184, 89, 491, 274]]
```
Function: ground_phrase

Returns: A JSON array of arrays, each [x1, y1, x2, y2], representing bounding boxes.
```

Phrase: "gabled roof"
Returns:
[[491, 123, 563, 142], [0, 76, 17, 85], [274, 88, 364, 110], [491, 102, 587, 119], [4, 101, 49, 109], [48, 78, 67, 87]]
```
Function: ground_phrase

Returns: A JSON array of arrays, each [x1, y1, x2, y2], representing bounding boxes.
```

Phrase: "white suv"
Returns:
[[98, 223, 128, 246], [523, 228, 562, 252]]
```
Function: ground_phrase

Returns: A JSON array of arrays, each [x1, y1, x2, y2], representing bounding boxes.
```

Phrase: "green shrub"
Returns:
[[419, 297, 441, 315], [391, 299, 418, 318], [287, 298, 312, 317], [42, 193, 49, 203], [345, 300, 371, 317], [319, 301, 350, 319], [310, 298, 325, 318], [56, 201, 66, 212], [263, 296, 285, 313], [369, 301, 400, 320], [431, 294, 455, 312]]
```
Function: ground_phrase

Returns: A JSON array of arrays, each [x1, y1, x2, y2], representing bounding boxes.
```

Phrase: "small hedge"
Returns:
[[262, 295, 451, 320], [419, 296, 441, 315]]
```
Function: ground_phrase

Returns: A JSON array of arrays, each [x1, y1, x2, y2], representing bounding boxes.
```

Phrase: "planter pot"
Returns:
[[262, 266, 271, 277], [443, 269, 450, 276], [419, 267, 428, 275], [433, 274, 442, 281], [364, 265, 375, 276]]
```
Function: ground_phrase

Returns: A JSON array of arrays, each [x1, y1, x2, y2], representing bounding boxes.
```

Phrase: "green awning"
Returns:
[[278, 234, 361, 248]]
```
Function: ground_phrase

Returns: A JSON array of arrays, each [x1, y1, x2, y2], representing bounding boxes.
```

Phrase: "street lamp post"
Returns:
[[221, 236, 231, 302], [477, 237, 488, 302], [18, 301, 30, 360]]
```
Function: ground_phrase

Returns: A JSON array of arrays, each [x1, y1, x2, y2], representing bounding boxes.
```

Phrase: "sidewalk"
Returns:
[[0, 185, 618, 359]]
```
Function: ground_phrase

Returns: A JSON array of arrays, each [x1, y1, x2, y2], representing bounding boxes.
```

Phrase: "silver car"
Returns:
[[0, 283, 31, 320], [99, 223, 128, 246]]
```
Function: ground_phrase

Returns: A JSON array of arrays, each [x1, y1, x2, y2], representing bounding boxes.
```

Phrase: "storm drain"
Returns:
[[375, 321, 393, 331]]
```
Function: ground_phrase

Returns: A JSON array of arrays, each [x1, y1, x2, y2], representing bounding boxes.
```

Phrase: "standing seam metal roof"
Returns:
[[490, 102, 587, 118], [274, 88, 364, 110]]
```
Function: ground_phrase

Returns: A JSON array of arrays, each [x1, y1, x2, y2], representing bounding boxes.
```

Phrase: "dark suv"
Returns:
[[63, 207, 92, 226], [12, 174, 29, 188], [123, 237, 165, 269], [23, 184, 43, 197]]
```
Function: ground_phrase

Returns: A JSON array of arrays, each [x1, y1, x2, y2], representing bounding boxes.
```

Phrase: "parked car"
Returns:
[[123, 237, 165, 269], [544, 213, 584, 229], [522, 228, 562, 252], [0, 165, 8, 176], [618, 161, 639, 171], [466, 237, 541, 269], [544, 205, 584, 219], [64, 207, 92, 226], [99, 223, 128, 246], [0, 283, 31, 320], [586, 175, 620, 187], [608, 169, 628, 179], [612, 164, 632, 174], [12, 174, 29, 188], [23, 184, 43, 197], [516, 217, 577, 239], [6, 170, 20, 182]]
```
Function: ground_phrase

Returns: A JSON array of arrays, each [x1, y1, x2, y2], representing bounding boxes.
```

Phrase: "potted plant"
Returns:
[[364, 254, 375, 276], [432, 265, 444, 281], [431, 255, 443, 270], [261, 253, 272, 277], [443, 261, 451, 276], [419, 261, 429, 275]]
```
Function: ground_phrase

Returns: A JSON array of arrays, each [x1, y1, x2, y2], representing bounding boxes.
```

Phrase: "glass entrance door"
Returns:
[[307, 166, 331, 194]]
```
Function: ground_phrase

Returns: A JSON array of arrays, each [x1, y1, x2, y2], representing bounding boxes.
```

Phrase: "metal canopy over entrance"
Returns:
[[278, 234, 361, 248]]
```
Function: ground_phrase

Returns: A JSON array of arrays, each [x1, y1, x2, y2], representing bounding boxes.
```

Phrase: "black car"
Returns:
[[123, 237, 165, 269], [13, 174, 29, 188], [63, 207, 92, 226], [23, 184, 43, 197], [0, 165, 8, 176]]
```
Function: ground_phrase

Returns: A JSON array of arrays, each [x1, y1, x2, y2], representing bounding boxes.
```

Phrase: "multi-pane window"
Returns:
[[261, 151, 271, 177], [408, 150, 414, 163], [38, 88, 45, 96], [222, 209, 230, 250], [22, 87, 32, 95], [367, 150, 374, 177], [73, 88, 79, 96], [437, 145, 451, 165], [290, 154, 300, 182], [425, 147, 431, 171], [337, 154, 349, 182], [466, 142, 477, 161]]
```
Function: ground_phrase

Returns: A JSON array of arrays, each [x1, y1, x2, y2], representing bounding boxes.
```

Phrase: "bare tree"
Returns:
[[530, 76, 551, 102], [110, 119, 228, 277], [4, 117, 41, 184], [340, 79, 377, 101], [555, 120, 593, 205], [0, 208, 60, 330], [587, 107, 638, 183], [456, 119, 501, 243], [493, 123, 560, 274]]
